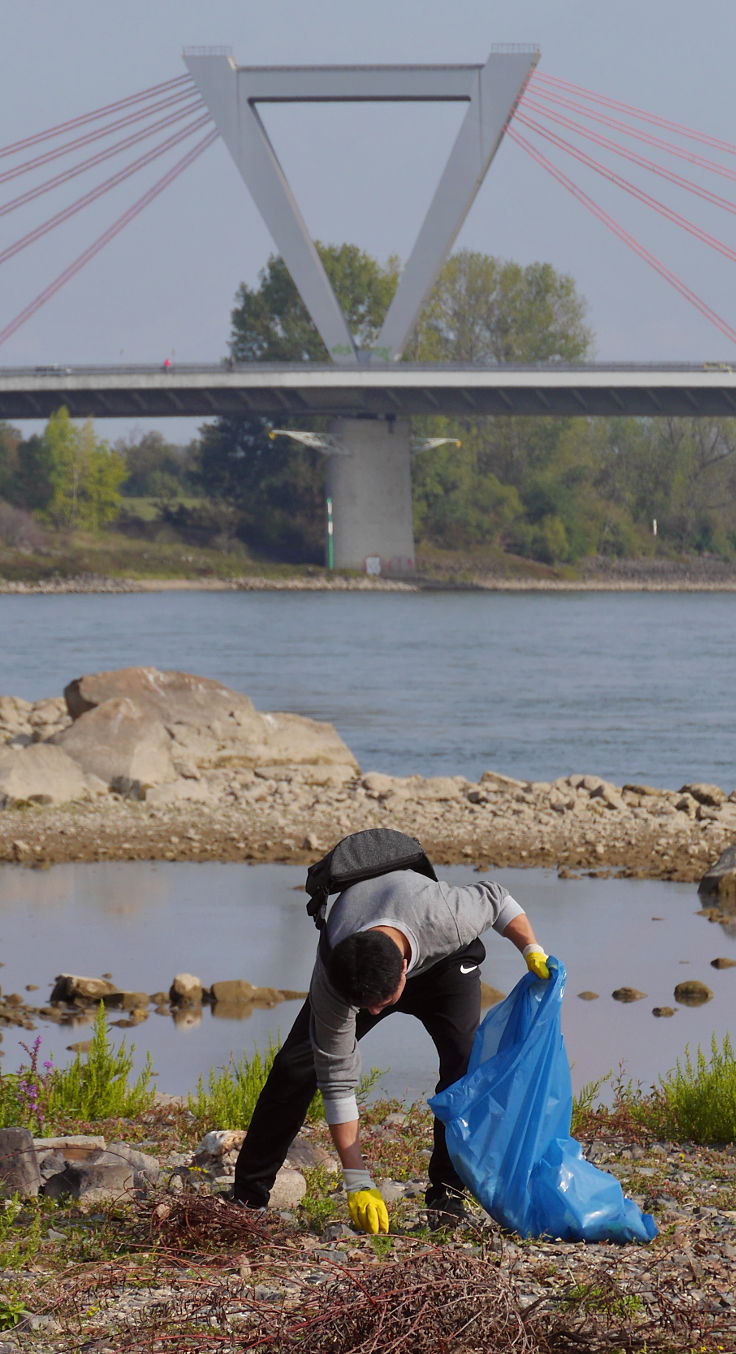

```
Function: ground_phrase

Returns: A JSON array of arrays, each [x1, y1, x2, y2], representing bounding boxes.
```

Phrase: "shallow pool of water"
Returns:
[[0, 862, 734, 1105]]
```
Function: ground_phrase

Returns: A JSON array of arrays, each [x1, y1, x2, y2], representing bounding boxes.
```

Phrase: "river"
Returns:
[[1, 587, 735, 786], [1, 588, 735, 1101]]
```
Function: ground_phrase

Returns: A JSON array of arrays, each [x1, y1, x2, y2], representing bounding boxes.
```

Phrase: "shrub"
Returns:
[[608, 1034, 736, 1144], [46, 1004, 155, 1123], [0, 500, 47, 550], [0, 1037, 55, 1132], [187, 1039, 387, 1132], [647, 1033, 736, 1143], [187, 1038, 280, 1131], [41, 1005, 156, 1126]]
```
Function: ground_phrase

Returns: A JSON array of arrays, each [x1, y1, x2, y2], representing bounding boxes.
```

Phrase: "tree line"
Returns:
[[2, 242, 736, 566], [197, 244, 736, 564]]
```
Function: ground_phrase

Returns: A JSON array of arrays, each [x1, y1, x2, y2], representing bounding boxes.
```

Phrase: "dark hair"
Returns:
[[327, 932, 404, 1008]]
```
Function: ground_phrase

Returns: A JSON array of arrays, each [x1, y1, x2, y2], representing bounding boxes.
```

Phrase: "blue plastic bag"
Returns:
[[429, 958, 657, 1243]]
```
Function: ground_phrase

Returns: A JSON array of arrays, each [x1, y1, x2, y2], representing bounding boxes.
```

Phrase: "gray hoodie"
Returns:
[[308, 869, 524, 1124]]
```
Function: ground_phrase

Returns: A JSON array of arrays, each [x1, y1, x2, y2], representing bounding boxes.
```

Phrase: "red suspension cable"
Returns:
[[0, 129, 218, 349], [523, 85, 736, 185], [0, 115, 212, 267], [521, 95, 736, 217], [0, 76, 192, 160], [508, 125, 736, 348], [0, 100, 205, 218], [515, 111, 736, 264], [531, 72, 736, 157], [0, 89, 203, 186]]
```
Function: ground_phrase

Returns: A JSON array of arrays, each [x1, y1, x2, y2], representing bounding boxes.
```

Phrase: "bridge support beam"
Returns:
[[326, 417, 414, 573]]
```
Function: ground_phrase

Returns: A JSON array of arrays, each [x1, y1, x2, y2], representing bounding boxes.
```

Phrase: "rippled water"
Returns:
[[1, 588, 735, 786]]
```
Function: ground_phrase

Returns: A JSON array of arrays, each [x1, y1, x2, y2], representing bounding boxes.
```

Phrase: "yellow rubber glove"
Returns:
[[347, 1188, 389, 1235], [524, 945, 550, 980]]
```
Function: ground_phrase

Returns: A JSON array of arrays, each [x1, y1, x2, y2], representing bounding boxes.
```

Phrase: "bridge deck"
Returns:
[[1, 362, 735, 420]]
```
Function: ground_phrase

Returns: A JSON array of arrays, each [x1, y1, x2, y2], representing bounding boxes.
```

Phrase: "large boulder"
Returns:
[[681, 782, 725, 807], [64, 667, 259, 726], [43, 1149, 135, 1204], [244, 711, 358, 770], [63, 668, 358, 772], [209, 978, 285, 1011], [169, 973, 203, 1005], [52, 697, 177, 786], [50, 974, 119, 1003], [674, 979, 713, 1006], [0, 743, 89, 805]]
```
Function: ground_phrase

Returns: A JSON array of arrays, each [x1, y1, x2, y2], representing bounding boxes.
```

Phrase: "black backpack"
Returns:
[[305, 828, 438, 932]]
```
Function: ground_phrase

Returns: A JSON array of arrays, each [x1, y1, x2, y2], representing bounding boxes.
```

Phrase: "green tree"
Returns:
[[0, 422, 21, 502], [0, 423, 56, 514], [197, 416, 325, 560], [199, 244, 399, 561], [408, 250, 594, 559], [115, 429, 197, 499], [231, 245, 399, 362], [198, 242, 597, 565], [43, 408, 126, 531], [412, 440, 523, 548], [10, 434, 55, 513], [591, 416, 736, 556], [410, 250, 591, 364]]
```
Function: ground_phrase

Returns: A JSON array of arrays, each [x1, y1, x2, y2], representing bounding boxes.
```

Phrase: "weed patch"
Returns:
[[187, 1038, 280, 1131], [614, 1034, 736, 1144]]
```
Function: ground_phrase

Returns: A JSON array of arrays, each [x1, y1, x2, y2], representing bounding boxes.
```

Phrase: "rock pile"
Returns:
[[0, 666, 358, 809], [0, 1123, 324, 1207], [2, 673, 736, 884], [0, 971, 307, 1040], [0, 1127, 162, 1203]]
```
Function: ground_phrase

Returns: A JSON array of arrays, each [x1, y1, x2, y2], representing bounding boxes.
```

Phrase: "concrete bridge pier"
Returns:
[[326, 416, 414, 574]]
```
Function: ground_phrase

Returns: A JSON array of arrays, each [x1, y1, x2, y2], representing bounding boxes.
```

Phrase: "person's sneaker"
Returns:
[[220, 1189, 267, 1215], [426, 1191, 471, 1231]]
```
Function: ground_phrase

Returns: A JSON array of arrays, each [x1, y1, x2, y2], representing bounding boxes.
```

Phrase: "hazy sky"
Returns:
[[1, 0, 734, 443]]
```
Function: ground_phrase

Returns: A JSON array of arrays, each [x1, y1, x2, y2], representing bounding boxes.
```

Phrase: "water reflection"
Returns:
[[0, 861, 734, 1103]]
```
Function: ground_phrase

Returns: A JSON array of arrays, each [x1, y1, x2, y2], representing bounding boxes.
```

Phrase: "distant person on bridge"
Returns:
[[162, 357, 172, 372], [232, 829, 550, 1234]]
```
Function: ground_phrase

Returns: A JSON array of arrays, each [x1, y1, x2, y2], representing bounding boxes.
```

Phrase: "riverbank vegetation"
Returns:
[[3, 244, 736, 585], [2, 1012, 734, 1146]]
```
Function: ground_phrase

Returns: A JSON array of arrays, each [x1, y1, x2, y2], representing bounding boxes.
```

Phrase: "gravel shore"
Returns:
[[4, 552, 736, 594], [5, 1111, 735, 1354], [1, 765, 731, 884]]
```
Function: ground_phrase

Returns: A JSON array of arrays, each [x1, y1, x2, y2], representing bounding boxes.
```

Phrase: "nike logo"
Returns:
[[459, 963, 478, 974]]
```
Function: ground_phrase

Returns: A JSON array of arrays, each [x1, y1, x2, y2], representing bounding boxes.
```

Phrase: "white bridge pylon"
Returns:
[[185, 46, 539, 570]]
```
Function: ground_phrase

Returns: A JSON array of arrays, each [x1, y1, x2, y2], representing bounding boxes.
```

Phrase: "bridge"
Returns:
[[3, 48, 736, 571], [2, 362, 735, 422]]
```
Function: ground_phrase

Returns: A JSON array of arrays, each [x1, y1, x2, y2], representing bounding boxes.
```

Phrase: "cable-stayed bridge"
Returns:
[[2, 48, 736, 569]]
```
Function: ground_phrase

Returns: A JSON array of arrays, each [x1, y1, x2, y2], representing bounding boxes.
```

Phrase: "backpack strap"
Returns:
[[306, 886, 329, 931]]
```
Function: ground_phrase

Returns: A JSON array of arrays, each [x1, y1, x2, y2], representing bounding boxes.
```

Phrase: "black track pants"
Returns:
[[233, 938, 484, 1208]]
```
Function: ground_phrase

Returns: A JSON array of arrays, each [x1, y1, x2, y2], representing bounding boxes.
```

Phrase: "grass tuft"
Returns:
[[45, 1004, 156, 1125], [624, 1033, 736, 1144], [187, 1038, 280, 1131]]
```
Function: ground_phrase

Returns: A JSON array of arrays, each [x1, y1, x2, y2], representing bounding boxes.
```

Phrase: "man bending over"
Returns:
[[233, 839, 550, 1232]]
